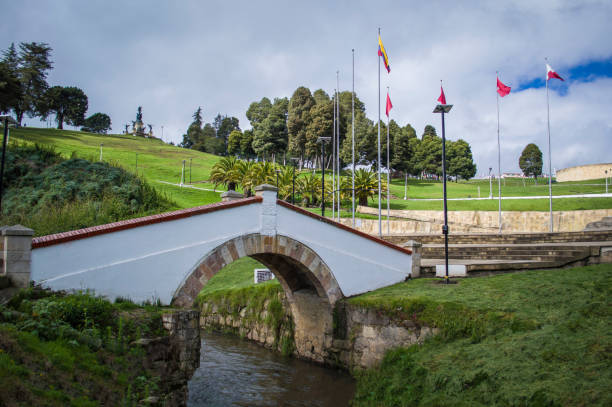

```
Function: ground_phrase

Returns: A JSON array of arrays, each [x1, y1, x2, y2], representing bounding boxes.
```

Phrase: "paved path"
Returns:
[[411, 193, 612, 201], [157, 180, 220, 193]]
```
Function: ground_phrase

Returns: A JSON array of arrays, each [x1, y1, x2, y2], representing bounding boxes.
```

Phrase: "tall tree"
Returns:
[[81, 113, 111, 134], [287, 86, 315, 161], [227, 129, 242, 156], [305, 99, 333, 165], [391, 123, 418, 175], [421, 124, 437, 139], [217, 116, 240, 152], [43, 86, 88, 129], [519, 143, 543, 180], [192, 106, 203, 128], [415, 131, 442, 176], [7, 42, 53, 125], [312, 89, 330, 105], [0, 59, 20, 113], [252, 97, 288, 160], [240, 129, 255, 158], [447, 139, 477, 180]]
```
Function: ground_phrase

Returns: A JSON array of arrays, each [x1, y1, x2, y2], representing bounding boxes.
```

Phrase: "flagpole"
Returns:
[[496, 71, 502, 234], [352, 48, 356, 227], [386, 86, 390, 235], [377, 27, 382, 237], [337, 71, 341, 220], [546, 62, 553, 232], [332, 88, 336, 220]]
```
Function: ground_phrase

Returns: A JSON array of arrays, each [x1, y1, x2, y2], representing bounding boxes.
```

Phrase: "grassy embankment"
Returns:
[[0, 143, 174, 236], [0, 288, 170, 406], [7, 127, 612, 213], [198, 261, 611, 406]]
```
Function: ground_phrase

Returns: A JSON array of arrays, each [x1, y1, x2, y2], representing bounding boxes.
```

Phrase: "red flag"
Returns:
[[497, 77, 511, 97], [385, 91, 393, 117], [546, 64, 564, 81], [437, 86, 446, 104]]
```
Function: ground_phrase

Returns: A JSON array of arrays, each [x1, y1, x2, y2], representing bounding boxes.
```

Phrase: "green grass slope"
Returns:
[[0, 143, 174, 236], [6, 127, 611, 212], [8, 127, 223, 209], [0, 289, 169, 406], [350, 264, 612, 406], [195, 260, 611, 406]]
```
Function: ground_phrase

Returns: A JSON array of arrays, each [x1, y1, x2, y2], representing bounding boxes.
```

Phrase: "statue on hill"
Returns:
[[132, 106, 146, 137]]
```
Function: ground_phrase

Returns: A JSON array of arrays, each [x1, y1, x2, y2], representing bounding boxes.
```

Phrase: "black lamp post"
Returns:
[[189, 158, 192, 184], [317, 137, 331, 217], [275, 169, 281, 189], [433, 103, 453, 284]]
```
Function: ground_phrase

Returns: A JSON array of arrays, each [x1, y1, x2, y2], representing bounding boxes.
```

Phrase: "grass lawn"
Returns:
[[198, 258, 612, 406], [350, 264, 612, 406], [8, 127, 611, 213], [8, 127, 223, 209]]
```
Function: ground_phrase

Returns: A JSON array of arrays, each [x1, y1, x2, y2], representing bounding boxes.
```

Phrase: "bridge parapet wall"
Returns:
[[29, 186, 413, 306]]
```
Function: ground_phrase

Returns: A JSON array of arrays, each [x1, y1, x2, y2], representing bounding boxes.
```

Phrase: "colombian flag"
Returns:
[[378, 35, 390, 73]]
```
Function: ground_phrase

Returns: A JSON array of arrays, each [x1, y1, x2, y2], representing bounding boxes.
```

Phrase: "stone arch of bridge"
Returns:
[[172, 233, 343, 309], [172, 233, 342, 361]]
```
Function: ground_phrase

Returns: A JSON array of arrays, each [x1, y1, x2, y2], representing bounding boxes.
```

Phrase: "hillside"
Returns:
[[6, 127, 612, 213], [0, 143, 173, 236], [8, 127, 223, 209]]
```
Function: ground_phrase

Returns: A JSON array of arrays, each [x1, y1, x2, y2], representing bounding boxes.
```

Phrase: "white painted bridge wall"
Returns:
[[31, 189, 412, 303]]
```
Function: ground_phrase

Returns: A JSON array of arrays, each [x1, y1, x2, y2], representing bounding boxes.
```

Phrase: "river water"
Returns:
[[188, 331, 356, 406]]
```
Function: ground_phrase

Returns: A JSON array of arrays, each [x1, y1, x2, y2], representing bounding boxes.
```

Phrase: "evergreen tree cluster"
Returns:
[[182, 86, 477, 181], [0, 42, 110, 132]]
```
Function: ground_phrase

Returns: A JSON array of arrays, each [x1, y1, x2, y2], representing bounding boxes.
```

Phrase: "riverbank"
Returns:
[[197, 263, 612, 406], [0, 287, 200, 406]]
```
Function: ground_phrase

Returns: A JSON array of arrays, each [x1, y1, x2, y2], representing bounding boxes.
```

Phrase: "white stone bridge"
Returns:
[[5, 185, 415, 360]]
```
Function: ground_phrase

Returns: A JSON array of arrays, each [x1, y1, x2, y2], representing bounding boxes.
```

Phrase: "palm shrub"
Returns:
[[354, 168, 387, 206], [297, 173, 321, 207], [210, 156, 240, 191], [276, 166, 295, 201], [248, 161, 276, 189]]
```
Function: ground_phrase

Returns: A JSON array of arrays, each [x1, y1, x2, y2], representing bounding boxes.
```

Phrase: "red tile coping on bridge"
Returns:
[[32, 196, 263, 249], [276, 200, 412, 256]]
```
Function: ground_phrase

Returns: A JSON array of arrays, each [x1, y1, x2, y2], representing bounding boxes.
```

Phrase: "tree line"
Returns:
[[0, 42, 111, 133], [180, 86, 477, 181]]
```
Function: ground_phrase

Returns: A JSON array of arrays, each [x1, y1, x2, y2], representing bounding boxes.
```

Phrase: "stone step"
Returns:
[[421, 247, 590, 258], [385, 230, 612, 245], [423, 253, 586, 262], [421, 259, 568, 275]]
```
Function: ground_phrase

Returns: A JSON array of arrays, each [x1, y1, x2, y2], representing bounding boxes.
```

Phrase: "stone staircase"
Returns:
[[383, 230, 612, 276]]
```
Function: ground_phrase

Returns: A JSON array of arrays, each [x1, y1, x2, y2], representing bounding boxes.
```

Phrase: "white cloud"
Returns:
[[2, 0, 611, 172]]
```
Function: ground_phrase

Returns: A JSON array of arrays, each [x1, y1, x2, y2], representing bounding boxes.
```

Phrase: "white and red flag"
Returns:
[[437, 86, 447, 104], [497, 77, 511, 97], [546, 64, 564, 81], [385, 91, 393, 117]]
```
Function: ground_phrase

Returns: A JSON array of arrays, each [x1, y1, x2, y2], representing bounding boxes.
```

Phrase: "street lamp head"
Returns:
[[317, 136, 331, 143], [433, 104, 453, 114]]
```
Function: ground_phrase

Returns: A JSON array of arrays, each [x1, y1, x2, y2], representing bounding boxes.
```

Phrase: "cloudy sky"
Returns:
[[3, 0, 611, 176]]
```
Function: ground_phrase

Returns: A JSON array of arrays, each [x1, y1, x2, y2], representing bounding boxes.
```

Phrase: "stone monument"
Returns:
[[132, 106, 146, 137]]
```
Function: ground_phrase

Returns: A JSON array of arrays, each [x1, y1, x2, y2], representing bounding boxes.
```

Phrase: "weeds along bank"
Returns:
[[0, 143, 174, 236], [197, 263, 612, 406], [0, 287, 199, 406]]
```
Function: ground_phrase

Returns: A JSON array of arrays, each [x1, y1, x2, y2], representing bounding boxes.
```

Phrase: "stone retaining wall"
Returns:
[[135, 310, 200, 406], [556, 163, 612, 182], [350, 207, 612, 234], [199, 296, 436, 369]]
